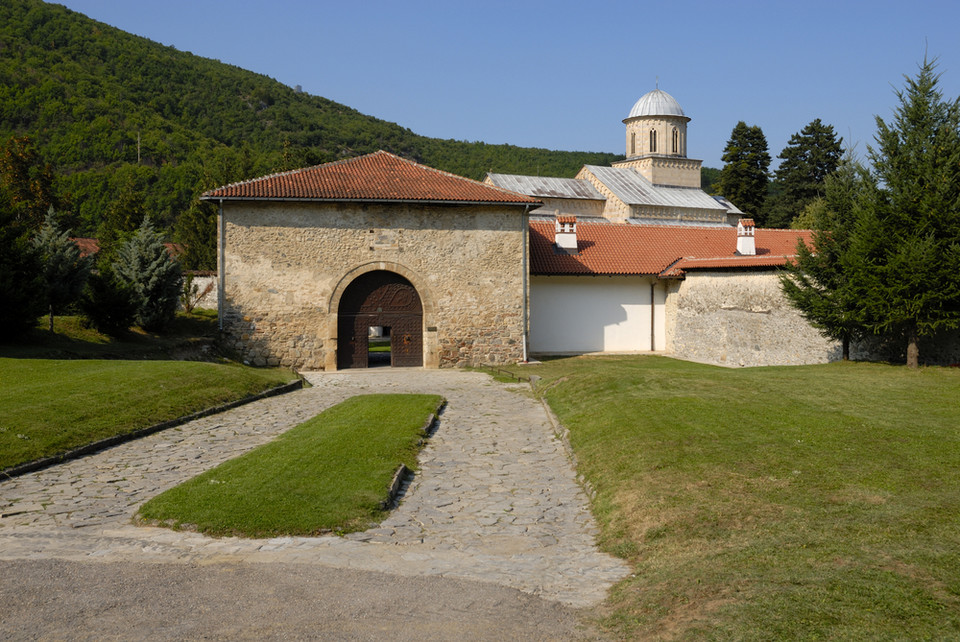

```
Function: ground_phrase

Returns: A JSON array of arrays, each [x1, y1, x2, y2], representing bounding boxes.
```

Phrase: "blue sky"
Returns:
[[55, 0, 960, 170]]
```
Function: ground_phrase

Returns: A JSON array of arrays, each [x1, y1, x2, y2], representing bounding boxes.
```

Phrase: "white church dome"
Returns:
[[627, 89, 685, 119]]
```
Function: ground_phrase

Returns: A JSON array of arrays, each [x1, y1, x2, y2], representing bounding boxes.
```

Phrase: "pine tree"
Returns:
[[851, 59, 960, 368], [114, 216, 183, 332], [717, 122, 771, 221], [33, 209, 91, 332], [767, 119, 844, 228]]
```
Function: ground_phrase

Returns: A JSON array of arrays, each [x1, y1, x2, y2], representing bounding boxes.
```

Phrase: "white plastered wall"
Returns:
[[529, 275, 666, 353]]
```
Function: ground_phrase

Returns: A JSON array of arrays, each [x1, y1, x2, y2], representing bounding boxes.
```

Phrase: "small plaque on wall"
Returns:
[[368, 228, 401, 250]]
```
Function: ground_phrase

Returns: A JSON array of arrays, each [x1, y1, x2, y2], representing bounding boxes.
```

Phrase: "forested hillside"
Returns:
[[0, 0, 623, 266]]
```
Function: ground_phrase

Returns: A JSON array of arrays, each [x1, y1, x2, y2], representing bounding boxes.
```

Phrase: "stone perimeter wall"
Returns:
[[220, 201, 525, 370], [665, 270, 841, 367], [665, 270, 960, 367]]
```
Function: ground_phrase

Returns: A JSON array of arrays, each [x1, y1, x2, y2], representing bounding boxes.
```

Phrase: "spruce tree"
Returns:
[[717, 122, 771, 222], [33, 209, 91, 332], [767, 119, 844, 228], [779, 160, 868, 360], [852, 59, 960, 368], [114, 216, 183, 332]]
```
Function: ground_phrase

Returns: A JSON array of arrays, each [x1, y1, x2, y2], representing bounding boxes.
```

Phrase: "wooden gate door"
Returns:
[[337, 271, 423, 369]]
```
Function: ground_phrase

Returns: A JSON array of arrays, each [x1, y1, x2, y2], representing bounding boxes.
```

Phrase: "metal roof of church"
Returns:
[[581, 165, 728, 212], [486, 173, 606, 200], [627, 89, 686, 119], [530, 220, 809, 277], [201, 151, 539, 205]]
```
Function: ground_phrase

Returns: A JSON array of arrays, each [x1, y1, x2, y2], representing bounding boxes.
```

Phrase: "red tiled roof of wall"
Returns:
[[530, 220, 810, 277]]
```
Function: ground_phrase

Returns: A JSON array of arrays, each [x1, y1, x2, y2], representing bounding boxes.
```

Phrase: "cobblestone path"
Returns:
[[0, 369, 629, 607]]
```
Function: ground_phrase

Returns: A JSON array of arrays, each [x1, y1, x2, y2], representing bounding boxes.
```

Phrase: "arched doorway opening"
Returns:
[[336, 271, 423, 369]]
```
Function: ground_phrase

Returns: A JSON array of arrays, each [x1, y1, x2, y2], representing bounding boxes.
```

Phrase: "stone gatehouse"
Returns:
[[202, 151, 537, 370]]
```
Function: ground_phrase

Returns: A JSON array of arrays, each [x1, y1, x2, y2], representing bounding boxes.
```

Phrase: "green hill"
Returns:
[[0, 0, 624, 254]]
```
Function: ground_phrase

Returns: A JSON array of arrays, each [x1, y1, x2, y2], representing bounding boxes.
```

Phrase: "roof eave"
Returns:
[[200, 195, 540, 207], [532, 270, 661, 277]]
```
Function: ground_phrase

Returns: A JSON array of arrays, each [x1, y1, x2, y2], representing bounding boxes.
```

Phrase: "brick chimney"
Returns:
[[736, 218, 756, 256], [555, 215, 578, 253]]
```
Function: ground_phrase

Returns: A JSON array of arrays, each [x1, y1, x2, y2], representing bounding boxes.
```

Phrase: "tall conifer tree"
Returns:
[[767, 120, 844, 228], [785, 60, 960, 368], [717, 122, 771, 222], [852, 58, 960, 367]]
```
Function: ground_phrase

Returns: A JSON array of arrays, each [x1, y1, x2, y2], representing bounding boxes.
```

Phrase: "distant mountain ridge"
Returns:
[[0, 0, 623, 236]]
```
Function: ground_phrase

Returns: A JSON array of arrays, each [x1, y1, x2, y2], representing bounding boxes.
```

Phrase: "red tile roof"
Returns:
[[71, 238, 185, 259], [530, 220, 810, 277], [73, 237, 100, 258], [201, 150, 540, 205]]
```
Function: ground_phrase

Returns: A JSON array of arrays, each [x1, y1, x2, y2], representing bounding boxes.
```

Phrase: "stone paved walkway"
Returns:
[[0, 369, 629, 607]]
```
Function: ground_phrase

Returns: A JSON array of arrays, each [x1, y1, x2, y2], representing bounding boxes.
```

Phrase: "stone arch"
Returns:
[[326, 261, 439, 370]]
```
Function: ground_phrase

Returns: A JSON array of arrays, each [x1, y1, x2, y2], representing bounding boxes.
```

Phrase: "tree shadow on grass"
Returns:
[[0, 313, 223, 361]]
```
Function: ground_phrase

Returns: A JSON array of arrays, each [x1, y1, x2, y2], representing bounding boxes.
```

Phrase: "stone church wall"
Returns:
[[665, 270, 840, 367], [220, 201, 525, 370]]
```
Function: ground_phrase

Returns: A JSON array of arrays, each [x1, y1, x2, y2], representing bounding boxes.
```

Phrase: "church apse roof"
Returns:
[[202, 151, 540, 206]]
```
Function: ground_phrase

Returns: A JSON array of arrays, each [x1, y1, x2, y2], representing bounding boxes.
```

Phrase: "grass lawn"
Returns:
[[138, 394, 444, 537], [501, 356, 960, 640], [0, 358, 297, 471]]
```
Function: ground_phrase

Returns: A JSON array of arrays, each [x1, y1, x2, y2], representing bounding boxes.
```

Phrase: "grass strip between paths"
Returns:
[[137, 393, 444, 538], [0, 358, 297, 472]]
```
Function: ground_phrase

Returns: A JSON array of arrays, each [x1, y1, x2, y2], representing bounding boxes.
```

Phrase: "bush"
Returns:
[[79, 266, 136, 336]]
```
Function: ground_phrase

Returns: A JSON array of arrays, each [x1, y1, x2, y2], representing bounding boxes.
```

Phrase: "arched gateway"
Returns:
[[336, 271, 423, 369]]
